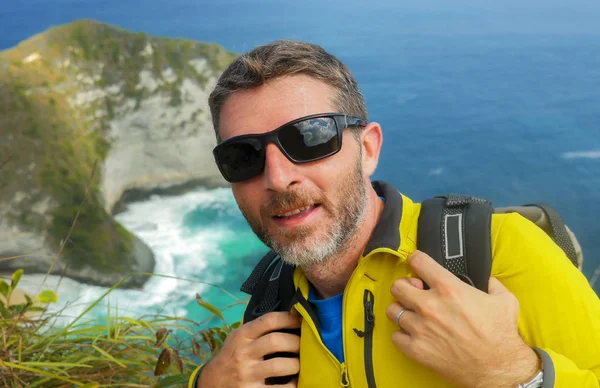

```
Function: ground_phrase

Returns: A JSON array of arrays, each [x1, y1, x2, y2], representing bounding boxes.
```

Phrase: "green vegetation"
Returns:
[[52, 20, 236, 108], [0, 22, 240, 383], [5, 81, 136, 272], [0, 19, 236, 276], [0, 269, 240, 387]]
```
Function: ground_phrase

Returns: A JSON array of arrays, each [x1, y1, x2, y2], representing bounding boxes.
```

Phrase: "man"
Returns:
[[190, 40, 600, 387]]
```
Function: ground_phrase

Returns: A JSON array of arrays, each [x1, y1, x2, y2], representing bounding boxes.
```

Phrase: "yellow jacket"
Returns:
[[191, 182, 600, 387]]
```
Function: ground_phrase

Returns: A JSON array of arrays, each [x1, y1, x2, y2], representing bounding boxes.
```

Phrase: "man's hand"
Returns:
[[198, 312, 301, 388], [386, 250, 540, 388]]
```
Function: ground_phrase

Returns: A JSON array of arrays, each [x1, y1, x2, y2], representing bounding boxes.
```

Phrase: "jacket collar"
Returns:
[[363, 180, 403, 256], [292, 180, 407, 296]]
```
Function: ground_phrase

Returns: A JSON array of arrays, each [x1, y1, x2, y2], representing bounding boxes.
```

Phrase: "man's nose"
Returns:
[[263, 143, 300, 192]]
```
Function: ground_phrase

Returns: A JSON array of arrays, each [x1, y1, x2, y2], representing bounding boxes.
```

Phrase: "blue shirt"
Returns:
[[308, 286, 345, 363]]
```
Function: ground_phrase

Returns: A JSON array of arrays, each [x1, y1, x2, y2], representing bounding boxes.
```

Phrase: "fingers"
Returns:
[[391, 330, 413, 355], [200, 312, 301, 387], [390, 277, 424, 311], [256, 356, 300, 381], [244, 312, 302, 340], [402, 277, 424, 290], [250, 331, 300, 359], [408, 250, 460, 289], [386, 302, 419, 334], [388, 304, 418, 358]]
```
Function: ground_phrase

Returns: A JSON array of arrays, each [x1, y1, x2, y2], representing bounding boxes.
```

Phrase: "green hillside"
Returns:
[[0, 20, 235, 284]]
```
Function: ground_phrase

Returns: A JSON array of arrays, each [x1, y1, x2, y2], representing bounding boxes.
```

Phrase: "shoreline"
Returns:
[[111, 178, 229, 215]]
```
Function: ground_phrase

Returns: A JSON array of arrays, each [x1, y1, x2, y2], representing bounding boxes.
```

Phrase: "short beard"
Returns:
[[239, 154, 368, 267]]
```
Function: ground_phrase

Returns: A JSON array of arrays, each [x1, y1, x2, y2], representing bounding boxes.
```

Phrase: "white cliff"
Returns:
[[0, 20, 234, 287]]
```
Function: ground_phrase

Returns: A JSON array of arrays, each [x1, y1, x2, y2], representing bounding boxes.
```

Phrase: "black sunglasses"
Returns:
[[213, 113, 367, 183]]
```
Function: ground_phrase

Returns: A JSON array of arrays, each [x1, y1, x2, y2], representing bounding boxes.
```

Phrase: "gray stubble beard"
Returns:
[[242, 154, 369, 268]]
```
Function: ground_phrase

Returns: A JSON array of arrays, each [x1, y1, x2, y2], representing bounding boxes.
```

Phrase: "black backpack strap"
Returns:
[[524, 203, 578, 267], [241, 252, 299, 385], [241, 250, 279, 295], [241, 251, 296, 323], [418, 194, 493, 292]]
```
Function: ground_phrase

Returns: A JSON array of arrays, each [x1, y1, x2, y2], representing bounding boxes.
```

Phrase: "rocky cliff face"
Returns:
[[0, 20, 233, 287]]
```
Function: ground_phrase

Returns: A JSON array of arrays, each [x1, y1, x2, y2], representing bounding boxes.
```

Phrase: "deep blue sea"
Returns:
[[3, 0, 599, 325]]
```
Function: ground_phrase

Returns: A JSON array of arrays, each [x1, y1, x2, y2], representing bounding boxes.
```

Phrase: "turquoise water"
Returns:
[[3, 0, 599, 323]]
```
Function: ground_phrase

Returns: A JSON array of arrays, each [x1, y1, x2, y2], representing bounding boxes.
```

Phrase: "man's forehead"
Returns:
[[218, 75, 336, 140]]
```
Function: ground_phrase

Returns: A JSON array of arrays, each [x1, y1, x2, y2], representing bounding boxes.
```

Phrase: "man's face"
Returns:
[[218, 75, 368, 266]]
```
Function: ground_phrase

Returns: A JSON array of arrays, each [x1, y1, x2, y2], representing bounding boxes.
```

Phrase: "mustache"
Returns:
[[262, 190, 324, 215]]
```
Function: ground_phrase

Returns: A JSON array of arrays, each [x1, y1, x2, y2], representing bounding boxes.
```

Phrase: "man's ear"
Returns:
[[360, 122, 383, 177]]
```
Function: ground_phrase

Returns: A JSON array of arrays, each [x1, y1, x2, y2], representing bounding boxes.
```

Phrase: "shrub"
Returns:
[[0, 270, 238, 387]]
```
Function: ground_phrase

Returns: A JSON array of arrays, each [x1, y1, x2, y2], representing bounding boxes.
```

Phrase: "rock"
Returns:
[[0, 20, 235, 288], [23, 52, 41, 64]]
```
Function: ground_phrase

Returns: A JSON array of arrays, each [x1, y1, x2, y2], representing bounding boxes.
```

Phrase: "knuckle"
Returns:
[[418, 298, 439, 318], [289, 357, 300, 373], [386, 304, 395, 319], [438, 283, 460, 300], [391, 280, 403, 297], [266, 332, 280, 349], [508, 293, 520, 310], [228, 327, 242, 341], [407, 277, 421, 288], [267, 360, 284, 376], [260, 313, 278, 330], [237, 365, 251, 382], [409, 338, 424, 357], [391, 332, 403, 349], [391, 332, 411, 354], [414, 320, 429, 337], [410, 251, 425, 267], [231, 346, 248, 365]]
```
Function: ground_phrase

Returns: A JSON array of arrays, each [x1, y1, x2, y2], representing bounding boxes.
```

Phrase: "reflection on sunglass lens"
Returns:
[[279, 117, 339, 161], [218, 139, 264, 182]]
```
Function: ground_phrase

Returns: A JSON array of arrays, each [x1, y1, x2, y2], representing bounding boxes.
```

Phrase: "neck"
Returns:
[[301, 186, 384, 299]]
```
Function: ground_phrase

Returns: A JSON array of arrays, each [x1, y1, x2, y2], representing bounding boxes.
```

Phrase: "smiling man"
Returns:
[[190, 40, 600, 388]]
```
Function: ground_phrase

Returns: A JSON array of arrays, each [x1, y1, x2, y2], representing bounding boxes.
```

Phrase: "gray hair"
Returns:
[[208, 40, 368, 140]]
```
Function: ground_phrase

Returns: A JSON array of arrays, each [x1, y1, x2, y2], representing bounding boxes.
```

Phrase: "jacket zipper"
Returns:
[[363, 289, 377, 388], [293, 255, 392, 388], [339, 255, 375, 388], [340, 362, 349, 387], [293, 298, 349, 386]]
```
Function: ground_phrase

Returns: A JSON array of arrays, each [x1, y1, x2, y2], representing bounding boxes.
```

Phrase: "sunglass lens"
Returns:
[[216, 139, 264, 182], [279, 117, 339, 161]]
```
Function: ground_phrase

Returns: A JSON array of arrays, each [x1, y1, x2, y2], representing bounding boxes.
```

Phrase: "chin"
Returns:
[[274, 237, 336, 267]]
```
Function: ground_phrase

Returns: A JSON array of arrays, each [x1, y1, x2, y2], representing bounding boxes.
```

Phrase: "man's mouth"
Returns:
[[274, 204, 320, 219]]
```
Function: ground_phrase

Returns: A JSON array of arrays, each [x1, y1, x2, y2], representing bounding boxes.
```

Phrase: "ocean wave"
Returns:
[[18, 187, 238, 325], [396, 93, 418, 105], [562, 150, 600, 159], [428, 167, 444, 176]]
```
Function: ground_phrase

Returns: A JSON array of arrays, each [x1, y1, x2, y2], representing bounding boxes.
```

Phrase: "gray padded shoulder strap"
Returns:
[[494, 204, 581, 268]]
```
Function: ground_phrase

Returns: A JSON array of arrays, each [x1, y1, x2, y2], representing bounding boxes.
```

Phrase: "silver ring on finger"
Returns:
[[395, 308, 408, 328]]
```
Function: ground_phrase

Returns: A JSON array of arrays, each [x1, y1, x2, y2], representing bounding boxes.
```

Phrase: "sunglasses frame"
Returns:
[[213, 113, 368, 183]]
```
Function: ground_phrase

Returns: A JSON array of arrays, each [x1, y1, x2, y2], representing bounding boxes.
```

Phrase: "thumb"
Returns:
[[487, 277, 509, 296]]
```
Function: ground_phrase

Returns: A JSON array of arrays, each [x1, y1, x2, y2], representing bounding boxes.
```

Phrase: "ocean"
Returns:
[[2, 0, 599, 325]]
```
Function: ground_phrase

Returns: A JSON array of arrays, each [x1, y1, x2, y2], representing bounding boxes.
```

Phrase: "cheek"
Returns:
[[232, 184, 261, 215], [232, 185, 248, 206], [315, 147, 363, 186]]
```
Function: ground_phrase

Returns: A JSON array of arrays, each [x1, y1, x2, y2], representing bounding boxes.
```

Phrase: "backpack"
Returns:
[[240, 194, 583, 323]]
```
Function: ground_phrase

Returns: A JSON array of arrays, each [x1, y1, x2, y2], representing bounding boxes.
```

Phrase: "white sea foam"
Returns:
[[396, 93, 418, 105], [562, 150, 600, 159], [428, 167, 444, 176], [18, 187, 237, 324]]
